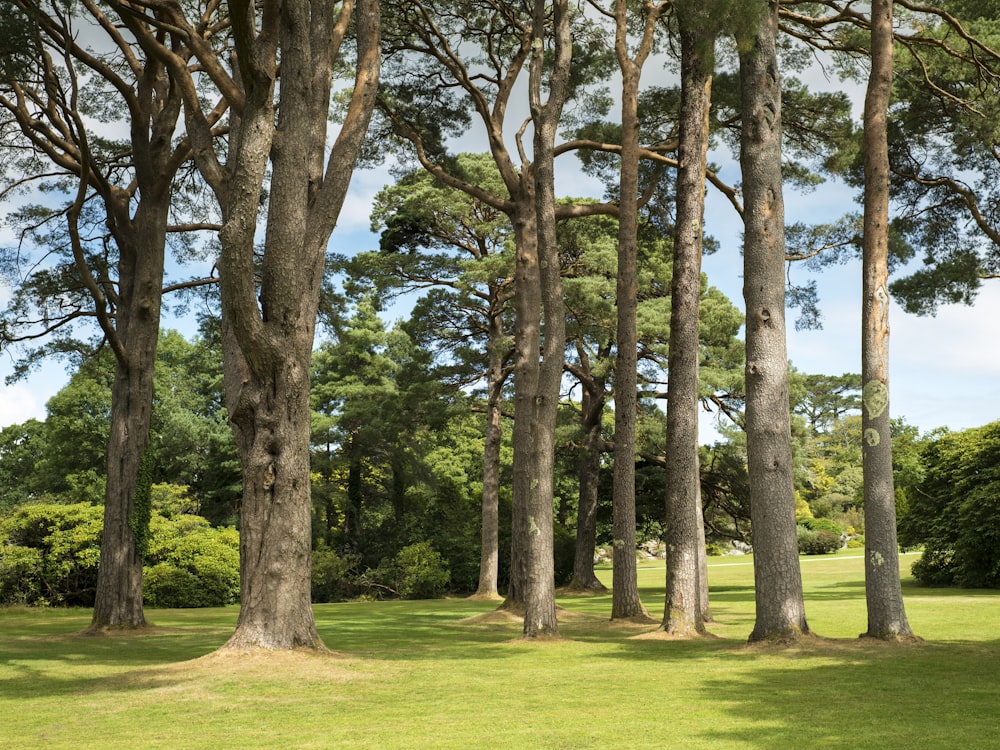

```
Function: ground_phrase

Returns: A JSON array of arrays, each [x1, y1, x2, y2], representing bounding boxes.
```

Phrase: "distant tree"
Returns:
[[350, 153, 514, 599]]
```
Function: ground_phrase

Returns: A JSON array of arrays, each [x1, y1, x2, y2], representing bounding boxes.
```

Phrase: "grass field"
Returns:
[[2, 551, 999, 749]]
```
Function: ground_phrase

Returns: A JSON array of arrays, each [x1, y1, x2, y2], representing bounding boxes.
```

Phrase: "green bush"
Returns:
[[901, 422, 1000, 588], [373, 542, 451, 599], [802, 516, 844, 535], [143, 515, 239, 607], [0, 502, 239, 608], [797, 525, 842, 555], [0, 503, 103, 606], [311, 547, 360, 602]]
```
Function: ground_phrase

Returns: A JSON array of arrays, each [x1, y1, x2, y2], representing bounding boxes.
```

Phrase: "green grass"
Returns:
[[3, 552, 999, 749]]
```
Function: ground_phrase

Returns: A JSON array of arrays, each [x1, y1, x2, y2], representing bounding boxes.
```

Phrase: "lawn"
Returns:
[[2, 551, 998, 749]]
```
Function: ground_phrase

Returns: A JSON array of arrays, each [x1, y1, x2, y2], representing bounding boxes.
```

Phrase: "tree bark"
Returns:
[[738, 1, 810, 643], [570, 385, 607, 591], [473, 305, 505, 599], [91, 208, 166, 629], [663, 8, 713, 637], [214, 0, 380, 651], [861, 0, 915, 641]]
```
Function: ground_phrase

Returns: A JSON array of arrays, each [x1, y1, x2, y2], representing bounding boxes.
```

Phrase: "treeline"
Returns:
[[2, 0, 1000, 646], [2, 324, 997, 607]]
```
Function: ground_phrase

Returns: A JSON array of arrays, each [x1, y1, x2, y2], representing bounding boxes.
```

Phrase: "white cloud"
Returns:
[[0, 380, 48, 429]]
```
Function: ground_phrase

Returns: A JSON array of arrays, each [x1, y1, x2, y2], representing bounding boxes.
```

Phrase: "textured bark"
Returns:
[[473, 307, 506, 599], [663, 11, 712, 637], [738, 2, 810, 643], [214, 0, 380, 651], [610, 0, 664, 622], [861, 0, 915, 641], [91, 209, 166, 629], [569, 385, 607, 591]]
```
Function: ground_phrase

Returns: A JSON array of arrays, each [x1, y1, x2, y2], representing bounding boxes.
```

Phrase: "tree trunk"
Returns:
[[214, 0, 380, 651], [222, 324, 322, 650], [610, 35, 646, 624], [507, 196, 559, 635], [570, 386, 607, 591], [695, 464, 713, 623], [473, 308, 505, 599], [738, 1, 810, 643], [861, 0, 915, 641], [663, 10, 713, 637], [510, 0, 572, 639], [90, 200, 167, 630]]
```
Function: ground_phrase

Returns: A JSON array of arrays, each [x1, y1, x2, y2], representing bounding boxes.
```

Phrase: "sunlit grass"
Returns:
[[2, 552, 998, 749]]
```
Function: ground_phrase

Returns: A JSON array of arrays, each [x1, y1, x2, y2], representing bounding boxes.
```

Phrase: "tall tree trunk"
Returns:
[[738, 1, 810, 644], [663, 8, 713, 637], [473, 308, 505, 599], [90, 201, 168, 630], [513, 0, 572, 638], [506, 203, 540, 613], [570, 385, 607, 591], [861, 0, 915, 641], [610, 1, 660, 621], [214, 0, 380, 651]]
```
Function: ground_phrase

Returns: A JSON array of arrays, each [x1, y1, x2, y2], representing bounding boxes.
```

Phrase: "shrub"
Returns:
[[802, 516, 844, 535], [797, 525, 842, 555], [372, 541, 450, 599], [0, 503, 103, 606], [0, 503, 239, 608], [143, 515, 239, 607], [312, 547, 360, 602]]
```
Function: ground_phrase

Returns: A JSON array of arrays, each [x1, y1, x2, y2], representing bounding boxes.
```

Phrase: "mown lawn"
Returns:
[[2, 551, 998, 749]]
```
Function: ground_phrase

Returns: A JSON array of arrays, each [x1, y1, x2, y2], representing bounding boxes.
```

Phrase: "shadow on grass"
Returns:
[[692, 637, 1000, 749]]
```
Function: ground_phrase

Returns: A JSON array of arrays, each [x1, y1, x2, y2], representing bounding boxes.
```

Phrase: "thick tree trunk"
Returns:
[[569, 387, 607, 591], [473, 311, 505, 599], [507, 197, 559, 635], [663, 12, 713, 637], [213, 0, 380, 651], [861, 0, 914, 641], [91, 206, 167, 630], [222, 325, 322, 650], [739, 1, 810, 644]]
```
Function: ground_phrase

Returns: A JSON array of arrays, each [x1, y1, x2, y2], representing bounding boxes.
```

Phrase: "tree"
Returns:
[[601, 0, 668, 624], [738, 0, 810, 643], [175, 0, 381, 650], [0, 0, 224, 629], [378, 0, 613, 637], [861, 0, 914, 641], [662, 0, 717, 637], [351, 153, 515, 599]]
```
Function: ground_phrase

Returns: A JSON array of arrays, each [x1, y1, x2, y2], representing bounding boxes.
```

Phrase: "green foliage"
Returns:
[[0, 503, 103, 606], [143, 514, 239, 608], [796, 525, 842, 555], [0, 502, 239, 607], [311, 547, 361, 603], [901, 421, 1000, 588], [373, 541, 451, 599]]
